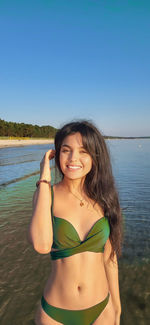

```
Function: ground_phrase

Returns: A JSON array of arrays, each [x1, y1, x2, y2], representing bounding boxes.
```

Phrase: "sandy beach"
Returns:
[[0, 139, 54, 149]]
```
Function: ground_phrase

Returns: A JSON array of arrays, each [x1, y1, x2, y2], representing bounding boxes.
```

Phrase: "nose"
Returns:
[[69, 150, 78, 162]]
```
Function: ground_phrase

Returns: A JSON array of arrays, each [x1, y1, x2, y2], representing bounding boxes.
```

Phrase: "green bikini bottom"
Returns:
[[41, 292, 110, 325]]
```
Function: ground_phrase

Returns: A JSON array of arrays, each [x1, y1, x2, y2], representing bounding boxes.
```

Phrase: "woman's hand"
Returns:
[[40, 149, 56, 182]]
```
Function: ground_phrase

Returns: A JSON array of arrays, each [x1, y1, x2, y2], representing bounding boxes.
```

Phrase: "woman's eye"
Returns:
[[62, 149, 69, 153], [80, 150, 87, 154]]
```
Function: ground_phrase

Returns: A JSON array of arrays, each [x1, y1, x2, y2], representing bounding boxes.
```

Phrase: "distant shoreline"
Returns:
[[0, 138, 54, 149], [105, 136, 150, 140], [0, 136, 150, 149], [0, 136, 149, 149]]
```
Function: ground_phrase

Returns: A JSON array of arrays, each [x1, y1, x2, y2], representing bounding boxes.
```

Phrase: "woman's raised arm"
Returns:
[[28, 149, 55, 254]]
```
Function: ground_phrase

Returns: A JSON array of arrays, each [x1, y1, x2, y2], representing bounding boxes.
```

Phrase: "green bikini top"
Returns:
[[50, 186, 110, 260]]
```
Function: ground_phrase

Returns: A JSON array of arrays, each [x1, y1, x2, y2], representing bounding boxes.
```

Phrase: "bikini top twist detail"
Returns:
[[50, 186, 110, 260]]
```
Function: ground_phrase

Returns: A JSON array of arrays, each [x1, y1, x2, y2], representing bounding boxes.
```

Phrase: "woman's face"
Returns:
[[59, 132, 92, 180]]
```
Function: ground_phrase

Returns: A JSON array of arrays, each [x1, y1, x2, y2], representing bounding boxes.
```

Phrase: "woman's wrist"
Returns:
[[36, 179, 51, 188], [39, 174, 51, 182], [115, 308, 121, 315], [113, 302, 121, 315]]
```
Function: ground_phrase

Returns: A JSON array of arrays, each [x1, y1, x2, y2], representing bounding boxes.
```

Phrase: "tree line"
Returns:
[[0, 119, 57, 138], [0, 118, 149, 139]]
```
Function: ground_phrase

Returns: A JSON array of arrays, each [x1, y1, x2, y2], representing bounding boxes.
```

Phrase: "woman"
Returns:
[[28, 120, 122, 325]]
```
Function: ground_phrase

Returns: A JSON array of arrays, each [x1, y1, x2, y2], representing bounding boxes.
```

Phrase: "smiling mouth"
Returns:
[[67, 165, 82, 170]]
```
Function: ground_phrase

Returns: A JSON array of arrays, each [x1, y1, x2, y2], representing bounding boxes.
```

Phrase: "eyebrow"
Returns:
[[61, 144, 85, 149]]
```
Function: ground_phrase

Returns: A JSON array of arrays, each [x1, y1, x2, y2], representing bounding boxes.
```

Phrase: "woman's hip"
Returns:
[[37, 293, 110, 325]]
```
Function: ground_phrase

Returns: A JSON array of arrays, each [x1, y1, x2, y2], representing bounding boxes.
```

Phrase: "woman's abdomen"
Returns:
[[43, 252, 109, 309]]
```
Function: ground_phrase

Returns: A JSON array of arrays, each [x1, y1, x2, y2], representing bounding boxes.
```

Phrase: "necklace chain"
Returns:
[[70, 189, 100, 214], [70, 191, 85, 207]]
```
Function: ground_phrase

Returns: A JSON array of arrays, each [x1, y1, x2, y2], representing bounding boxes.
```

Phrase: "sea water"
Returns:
[[0, 139, 149, 324]]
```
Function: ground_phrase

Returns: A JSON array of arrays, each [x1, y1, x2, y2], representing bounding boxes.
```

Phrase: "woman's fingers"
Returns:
[[39, 150, 55, 181], [49, 149, 56, 160], [45, 149, 56, 160], [41, 150, 55, 164], [40, 150, 55, 171]]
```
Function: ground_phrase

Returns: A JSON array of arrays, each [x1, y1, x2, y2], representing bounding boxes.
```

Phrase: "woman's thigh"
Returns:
[[93, 294, 115, 325], [34, 302, 63, 325]]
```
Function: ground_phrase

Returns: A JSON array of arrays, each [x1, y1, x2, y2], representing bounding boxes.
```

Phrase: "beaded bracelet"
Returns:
[[36, 180, 51, 188]]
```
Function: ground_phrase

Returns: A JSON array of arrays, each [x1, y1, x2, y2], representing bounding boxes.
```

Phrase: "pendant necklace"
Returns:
[[70, 190, 85, 207], [70, 189, 101, 215]]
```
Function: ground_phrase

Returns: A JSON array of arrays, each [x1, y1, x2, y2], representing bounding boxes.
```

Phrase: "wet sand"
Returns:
[[0, 139, 54, 149]]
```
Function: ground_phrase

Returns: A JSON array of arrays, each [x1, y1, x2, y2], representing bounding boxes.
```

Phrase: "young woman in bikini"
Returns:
[[28, 120, 122, 325]]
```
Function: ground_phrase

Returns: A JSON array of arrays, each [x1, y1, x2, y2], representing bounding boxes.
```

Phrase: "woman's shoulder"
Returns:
[[52, 182, 68, 201], [52, 181, 64, 192]]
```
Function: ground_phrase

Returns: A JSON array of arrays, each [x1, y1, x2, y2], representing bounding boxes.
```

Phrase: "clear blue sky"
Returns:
[[0, 0, 150, 136]]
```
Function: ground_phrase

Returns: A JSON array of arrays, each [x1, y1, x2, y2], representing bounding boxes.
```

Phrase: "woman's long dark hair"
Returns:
[[55, 120, 123, 261]]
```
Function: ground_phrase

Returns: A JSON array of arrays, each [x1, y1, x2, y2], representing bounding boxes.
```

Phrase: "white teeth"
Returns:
[[67, 165, 81, 169]]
